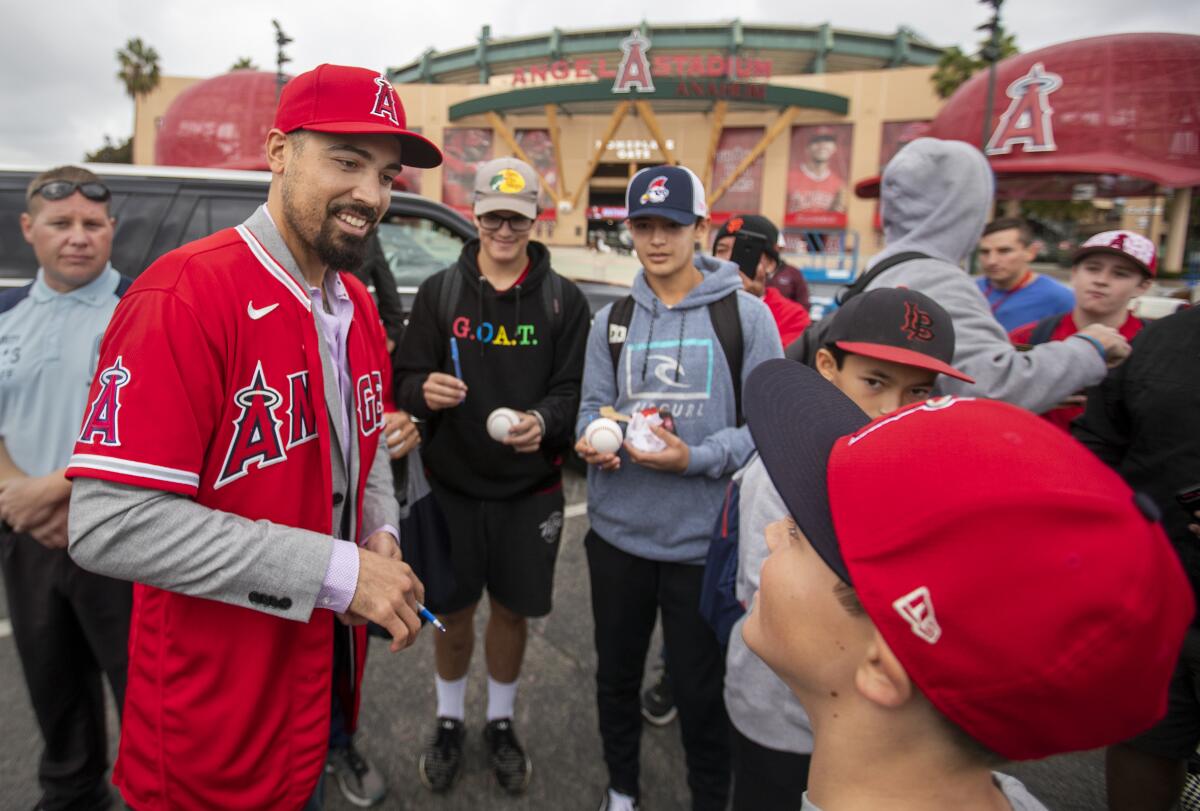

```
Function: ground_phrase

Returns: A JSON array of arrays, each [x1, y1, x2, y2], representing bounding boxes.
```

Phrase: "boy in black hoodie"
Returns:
[[395, 158, 590, 795]]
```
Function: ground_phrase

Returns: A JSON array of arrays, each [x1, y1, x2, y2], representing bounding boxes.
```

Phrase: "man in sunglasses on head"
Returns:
[[396, 157, 590, 795], [0, 166, 132, 810]]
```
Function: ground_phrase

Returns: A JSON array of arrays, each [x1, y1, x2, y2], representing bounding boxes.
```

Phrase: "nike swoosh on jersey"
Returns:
[[247, 302, 279, 320]]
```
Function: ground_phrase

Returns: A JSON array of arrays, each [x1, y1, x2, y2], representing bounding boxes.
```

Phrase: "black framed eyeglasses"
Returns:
[[30, 180, 111, 203], [477, 212, 534, 233]]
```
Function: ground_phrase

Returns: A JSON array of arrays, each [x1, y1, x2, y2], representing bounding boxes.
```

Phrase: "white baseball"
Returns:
[[585, 417, 624, 455], [487, 408, 522, 442]]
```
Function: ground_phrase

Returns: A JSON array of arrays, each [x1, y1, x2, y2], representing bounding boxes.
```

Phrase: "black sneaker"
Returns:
[[483, 718, 532, 794], [325, 742, 387, 807], [418, 717, 466, 793], [640, 670, 677, 726]]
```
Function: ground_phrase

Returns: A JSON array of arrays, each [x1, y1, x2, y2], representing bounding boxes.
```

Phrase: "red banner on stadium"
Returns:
[[709, 127, 765, 223], [514, 129, 558, 220], [784, 124, 852, 229], [441, 128, 494, 214]]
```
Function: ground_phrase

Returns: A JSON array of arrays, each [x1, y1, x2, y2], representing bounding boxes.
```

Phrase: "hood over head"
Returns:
[[876, 138, 994, 268]]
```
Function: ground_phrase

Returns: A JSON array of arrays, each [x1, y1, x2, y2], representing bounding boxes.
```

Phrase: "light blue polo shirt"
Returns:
[[0, 265, 129, 476]]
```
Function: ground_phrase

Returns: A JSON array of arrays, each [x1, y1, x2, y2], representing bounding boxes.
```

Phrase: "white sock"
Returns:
[[607, 788, 637, 811], [486, 675, 518, 721], [435, 674, 467, 721]]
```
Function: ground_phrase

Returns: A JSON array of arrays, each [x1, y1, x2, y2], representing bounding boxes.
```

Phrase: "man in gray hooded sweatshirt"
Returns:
[[861, 138, 1129, 412]]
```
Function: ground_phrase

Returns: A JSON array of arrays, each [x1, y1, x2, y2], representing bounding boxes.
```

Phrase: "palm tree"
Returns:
[[230, 56, 258, 71], [116, 38, 161, 157]]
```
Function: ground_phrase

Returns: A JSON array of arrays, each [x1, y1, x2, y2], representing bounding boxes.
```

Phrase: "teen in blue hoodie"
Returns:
[[575, 166, 782, 811]]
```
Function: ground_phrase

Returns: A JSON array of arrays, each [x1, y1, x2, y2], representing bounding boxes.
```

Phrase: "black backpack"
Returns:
[[606, 291, 745, 424], [437, 264, 565, 338], [784, 251, 930, 366]]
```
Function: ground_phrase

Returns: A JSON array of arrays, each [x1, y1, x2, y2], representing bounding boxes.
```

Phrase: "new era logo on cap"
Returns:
[[626, 165, 707, 225], [892, 586, 941, 644]]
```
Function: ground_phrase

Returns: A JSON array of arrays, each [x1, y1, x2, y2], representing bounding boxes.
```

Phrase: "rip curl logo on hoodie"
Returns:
[[640, 176, 670, 205], [985, 63, 1063, 156], [624, 338, 715, 402]]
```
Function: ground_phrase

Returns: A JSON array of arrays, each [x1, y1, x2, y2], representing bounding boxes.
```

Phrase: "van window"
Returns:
[[180, 196, 262, 245], [0, 190, 36, 279], [110, 191, 175, 276], [377, 216, 466, 287]]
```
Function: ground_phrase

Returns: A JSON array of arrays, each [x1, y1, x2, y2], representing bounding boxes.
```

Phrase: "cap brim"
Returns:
[[745, 360, 869, 584], [474, 195, 538, 220], [834, 341, 976, 384], [1070, 246, 1153, 277], [628, 208, 697, 225], [301, 122, 444, 168], [854, 175, 882, 199]]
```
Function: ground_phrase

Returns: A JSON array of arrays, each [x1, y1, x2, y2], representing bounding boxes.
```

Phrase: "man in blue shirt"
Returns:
[[976, 217, 1074, 331], [0, 166, 132, 811]]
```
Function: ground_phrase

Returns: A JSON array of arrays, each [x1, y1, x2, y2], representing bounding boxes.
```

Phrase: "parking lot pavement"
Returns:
[[0, 470, 1106, 809]]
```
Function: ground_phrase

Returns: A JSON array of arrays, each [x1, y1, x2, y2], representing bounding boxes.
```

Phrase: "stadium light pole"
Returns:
[[273, 19, 293, 100], [978, 0, 1004, 150]]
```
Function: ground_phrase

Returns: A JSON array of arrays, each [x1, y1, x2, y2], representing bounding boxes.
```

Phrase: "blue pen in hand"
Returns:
[[417, 602, 447, 633], [449, 336, 463, 380]]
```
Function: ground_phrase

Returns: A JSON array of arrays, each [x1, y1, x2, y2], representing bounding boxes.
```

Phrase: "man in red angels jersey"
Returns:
[[64, 64, 442, 811], [1009, 230, 1155, 432]]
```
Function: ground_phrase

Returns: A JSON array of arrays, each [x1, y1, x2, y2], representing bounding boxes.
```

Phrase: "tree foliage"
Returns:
[[85, 135, 133, 164], [116, 37, 161, 100], [931, 30, 1018, 99], [230, 56, 258, 71]]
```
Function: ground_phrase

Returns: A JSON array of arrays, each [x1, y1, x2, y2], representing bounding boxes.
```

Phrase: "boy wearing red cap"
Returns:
[[739, 359, 1193, 811], [1009, 230, 1155, 431], [66, 65, 440, 810], [725, 287, 973, 810]]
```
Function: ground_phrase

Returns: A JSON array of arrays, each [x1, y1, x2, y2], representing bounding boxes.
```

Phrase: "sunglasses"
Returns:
[[477, 212, 533, 233], [31, 180, 111, 203]]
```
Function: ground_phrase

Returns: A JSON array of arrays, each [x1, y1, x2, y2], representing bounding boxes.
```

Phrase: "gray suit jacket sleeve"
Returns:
[[869, 263, 1106, 413], [68, 477, 333, 622], [361, 430, 399, 540]]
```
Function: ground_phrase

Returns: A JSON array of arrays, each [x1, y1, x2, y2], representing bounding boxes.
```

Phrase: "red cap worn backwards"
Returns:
[[746, 360, 1194, 761], [274, 64, 443, 168]]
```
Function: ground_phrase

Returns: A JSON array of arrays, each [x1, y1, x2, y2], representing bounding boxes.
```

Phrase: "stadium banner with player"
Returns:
[[514, 128, 558, 221], [442, 128, 495, 215], [708, 127, 766, 224], [784, 123, 852, 229]]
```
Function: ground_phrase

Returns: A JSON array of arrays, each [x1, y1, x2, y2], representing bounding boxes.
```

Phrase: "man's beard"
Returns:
[[282, 180, 377, 270], [312, 204, 376, 270]]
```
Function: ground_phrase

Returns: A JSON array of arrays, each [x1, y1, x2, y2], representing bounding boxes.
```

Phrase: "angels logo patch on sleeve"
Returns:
[[78, 357, 131, 447], [215, 361, 288, 489]]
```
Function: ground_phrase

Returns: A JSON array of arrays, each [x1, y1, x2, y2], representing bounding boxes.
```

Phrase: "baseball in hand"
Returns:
[[487, 408, 522, 442], [585, 417, 624, 455]]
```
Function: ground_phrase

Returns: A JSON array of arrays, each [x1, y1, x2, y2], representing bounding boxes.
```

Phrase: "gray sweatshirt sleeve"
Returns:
[[685, 296, 784, 478], [872, 264, 1106, 413], [68, 477, 333, 622], [360, 430, 399, 540], [576, 306, 620, 439]]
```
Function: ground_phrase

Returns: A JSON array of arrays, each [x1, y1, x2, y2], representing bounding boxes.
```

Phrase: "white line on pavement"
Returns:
[[564, 502, 588, 519], [0, 619, 10, 639]]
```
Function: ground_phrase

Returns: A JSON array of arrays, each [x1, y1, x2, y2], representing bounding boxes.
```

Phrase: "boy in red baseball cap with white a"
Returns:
[[1009, 230, 1156, 431], [739, 359, 1193, 810]]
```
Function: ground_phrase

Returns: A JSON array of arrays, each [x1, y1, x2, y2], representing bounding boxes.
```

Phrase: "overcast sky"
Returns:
[[1, 0, 1195, 165]]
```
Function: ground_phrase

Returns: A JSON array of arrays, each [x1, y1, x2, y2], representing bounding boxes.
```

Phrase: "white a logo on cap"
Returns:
[[893, 586, 942, 644], [370, 76, 400, 126]]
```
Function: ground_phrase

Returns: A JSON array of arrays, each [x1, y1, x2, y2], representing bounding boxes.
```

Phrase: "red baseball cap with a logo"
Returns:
[[746, 359, 1193, 761], [274, 64, 443, 168], [1072, 229, 1157, 277]]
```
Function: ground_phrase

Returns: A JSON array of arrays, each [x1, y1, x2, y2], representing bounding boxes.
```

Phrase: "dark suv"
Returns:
[[0, 164, 628, 314]]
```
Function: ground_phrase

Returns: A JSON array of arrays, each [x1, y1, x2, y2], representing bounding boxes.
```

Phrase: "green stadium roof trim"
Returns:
[[389, 20, 944, 86]]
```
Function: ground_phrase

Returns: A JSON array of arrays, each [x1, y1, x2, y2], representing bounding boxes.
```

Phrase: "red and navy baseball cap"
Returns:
[[626, 165, 708, 225], [825, 287, 974, 383], [1072, 230, 1157, 277], [745, 359, 1194, 761], [274, 64, 443, 168], [712, 214, 782, 259]]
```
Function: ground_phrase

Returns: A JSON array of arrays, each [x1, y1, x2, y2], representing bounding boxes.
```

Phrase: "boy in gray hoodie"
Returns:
[[575, 165, 781, 811], [861, 137, 1129, 413]]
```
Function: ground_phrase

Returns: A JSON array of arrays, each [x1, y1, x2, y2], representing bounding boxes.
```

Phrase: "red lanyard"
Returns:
[[986, 271, 1034, 313]]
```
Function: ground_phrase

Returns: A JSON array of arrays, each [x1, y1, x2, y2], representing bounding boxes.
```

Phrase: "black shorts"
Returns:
[[429, 479, 565, 618], [1126, 625, 1200, 759]]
